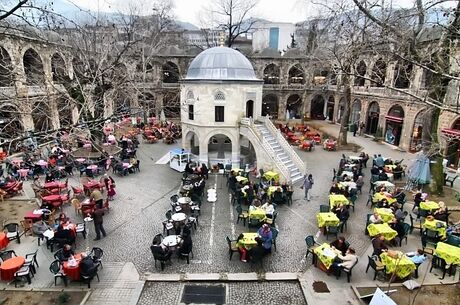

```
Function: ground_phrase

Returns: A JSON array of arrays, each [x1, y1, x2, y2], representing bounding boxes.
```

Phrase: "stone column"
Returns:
[[231, 134, 240, 168], [278, 94, 287, 121], [199, 139, 208, 165]]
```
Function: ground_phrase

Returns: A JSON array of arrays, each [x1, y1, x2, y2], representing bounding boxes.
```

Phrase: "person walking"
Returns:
[[90, 207, 107, 241], [301, 174, 314, 201], [353, 122, 358, 137]]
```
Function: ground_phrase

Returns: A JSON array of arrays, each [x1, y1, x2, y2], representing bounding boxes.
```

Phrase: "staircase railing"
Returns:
[[262, 116, 307, 175], [240, 118, 291, 181]]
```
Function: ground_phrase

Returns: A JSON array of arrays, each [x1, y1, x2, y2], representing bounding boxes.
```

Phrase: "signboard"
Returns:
[[369, 288, 397, 305]]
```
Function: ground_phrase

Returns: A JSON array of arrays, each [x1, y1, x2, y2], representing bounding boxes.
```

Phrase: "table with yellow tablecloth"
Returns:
[[384, 164, 397, 172], [236, 176, 249, 184], [423, 219, 447, 239], [329, 194, 350, 209], [367, 223, 398, 241], [231, 168, 243, 175], [372, 192, 397, 205], [374, 208, 395, 223], [380, 252, 416, 279], [263, 171, 280, 182], [314, 243, 342, 269], [240, 233, 258, 249], [249, 207, 266, 220], [420, 201, 439, 211], [267, 186, 278, 197], [434, 242, 460, 265], [317, 212, 340, 228]]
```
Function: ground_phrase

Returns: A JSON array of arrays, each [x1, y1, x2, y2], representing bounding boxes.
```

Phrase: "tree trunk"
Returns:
[[338, 75, 351, 146], [429, 108, 445, 195]]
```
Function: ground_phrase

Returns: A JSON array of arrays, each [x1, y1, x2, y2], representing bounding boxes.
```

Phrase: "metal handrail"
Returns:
[[263, 116, 306, 174]]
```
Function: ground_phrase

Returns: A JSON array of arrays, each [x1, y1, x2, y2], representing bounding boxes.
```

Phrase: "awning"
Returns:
[[441, 128, 460, 137], [385, 115, 404, 123]]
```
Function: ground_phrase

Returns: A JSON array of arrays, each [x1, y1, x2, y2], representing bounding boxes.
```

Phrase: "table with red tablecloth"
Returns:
[[62, 253, 83, 280], [0, 256, 25, 280], [81, 199, 96, 215], [42, 194, 63, 208], [24, 210, 43, 222], [44, 181, 65, 190], [0, 233, 8, 249], [83, 181, 102, 195]]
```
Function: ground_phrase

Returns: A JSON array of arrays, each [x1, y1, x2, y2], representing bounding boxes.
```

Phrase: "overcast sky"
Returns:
[[72, 0, 420, 26]]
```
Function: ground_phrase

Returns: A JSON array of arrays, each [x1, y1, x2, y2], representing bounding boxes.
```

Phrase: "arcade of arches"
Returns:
[[262, 94, 278, 119]]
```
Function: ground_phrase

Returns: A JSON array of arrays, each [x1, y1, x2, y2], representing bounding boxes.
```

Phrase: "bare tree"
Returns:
[[0, 0, 28, 21], [205, 0, 259, 47]]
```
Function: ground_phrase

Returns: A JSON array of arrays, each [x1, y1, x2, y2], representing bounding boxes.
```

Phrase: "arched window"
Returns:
[[214, 91, 225, 101], [23, 48, 45, 85], [371, 59, 386, 87], [51, 53, 67, 83], [394, 61, 412, 89], [288, 64, 305, 84], [162, 61, 179, 83], [354, 60, 366, 86], [263, 64, 280, 84], [186, 90, 195, 100], [0, 47, 14, 87]]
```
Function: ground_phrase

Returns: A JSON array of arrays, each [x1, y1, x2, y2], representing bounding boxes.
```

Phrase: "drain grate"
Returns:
[[181, 284, 226, 304]]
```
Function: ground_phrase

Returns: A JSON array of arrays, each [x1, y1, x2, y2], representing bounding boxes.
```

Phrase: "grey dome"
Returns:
[[185, 47, 258, 81]]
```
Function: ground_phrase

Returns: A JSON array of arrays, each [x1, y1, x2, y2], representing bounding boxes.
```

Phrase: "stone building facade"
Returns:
[[1, 31, 460, 165]]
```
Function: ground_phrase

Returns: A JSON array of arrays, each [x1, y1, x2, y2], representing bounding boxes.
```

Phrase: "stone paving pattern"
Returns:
[[138, 281, 307, 305], [3, 123, 459, 305]]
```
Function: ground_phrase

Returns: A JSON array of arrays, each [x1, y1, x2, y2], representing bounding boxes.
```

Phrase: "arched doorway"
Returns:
[[32, 100, 52, 132], [310, 95, 325, 120], [23, 48, 45, 85], [185, 131, 200, 156], [57, 97, 73, 128], [0, 47, 14, 87], [0, 104, 23, 150], [240, 135, 257, 168], [394, 61, 412, 89], [288, 64, 305, 84], [385, 105, 405, 146], [246, 100, 254, 118], [262, 94, 278, 119], [327, 96, 335, 121], [365, 101, 380, 135], [442, 118, 460, 168], [286, 94, 302, 119], [208, 134, 232, 165], [263, 64, 280, 84], [162, 61, 180, 83], [409, 110, 427, 152], [337, 97, 346, 122], [350, 99, 362, 124]]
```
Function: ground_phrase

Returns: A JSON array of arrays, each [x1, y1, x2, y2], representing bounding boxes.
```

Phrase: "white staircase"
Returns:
[[240, 117, 306, 184]]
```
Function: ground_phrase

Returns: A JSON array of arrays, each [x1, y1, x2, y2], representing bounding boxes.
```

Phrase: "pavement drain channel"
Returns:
[[181, 284, 226, 304]]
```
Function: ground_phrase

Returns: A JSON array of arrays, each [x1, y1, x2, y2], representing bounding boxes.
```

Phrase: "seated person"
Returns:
[[407, 249, 427, 264], [248, 237, 265, 263], [377, 198, 390, 208], [329, 183, 341, 195], [389, 218, 405, 242], [369, 212, 384, 224], [150, 240, 172, 261], [272, 188, 284, 205], [32, 219, 50, 243], [433, 201, 448, 221], [178, 232, 193, 257], [413, 190, 423, 210], [54, 225, 76, 246], [393, 206, 407, 222], [332, 247, 358, 276], [80, 253, 98, 275], [257, 224, 273, 254], [330, 236, 349, 256], [378, 171, 388, 181], [370, 166, 380, 175], [261, 201, 275, 217], [334, 204, 350, 222], [393, 188, 406, 204], [58, 212, 69, 225], [236, 233, 249, 263], [372, 234, 388, 256], [58, 244, 75, 261]]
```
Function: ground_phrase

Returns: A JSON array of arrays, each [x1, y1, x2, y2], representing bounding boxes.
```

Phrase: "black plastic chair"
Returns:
[[179, 245, 194, 264], [325, 225, 339, 240], [24, 249, 39, 274], [446, 234, 460, 247], [409, 214, 422, 235], [0, 250, 17, 262], [305, 235, 320, 264], [80, 265, 100, 288], [398, 223, 411, 246], [365, 255, 386, 280], [76, 222, 87, 239], [14, 265, 33, 287], [4, 223, 21, 243], [235, 205, 248, 226], [49, 260, 67, 286], [226, 236, 238, 260], [91, 247, 104, 269], [150, 245, 172, 270], [429, 255, 452, 280]]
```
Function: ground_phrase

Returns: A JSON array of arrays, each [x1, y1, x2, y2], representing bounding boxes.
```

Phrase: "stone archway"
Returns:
[[310, 95, 325, 120], [0, 103, 23, 140], [23, 48, 45, 85], [350, 99, 362, 124], [384, 105, 405, 146], [286, 94, 302, 119], [327, 96, 335, 121], [288, 64, 305, 84], [162, 61, 180, 83], [185, 130, 200, 156], [365, 101, 380, 135], [263, 64, 280, 84], [409, 109, 427, 152], [31, 100, 52, 132], [371, 58, 386, 87], [262, 94, 279, 119], [0, 47, 14, 87], [246, 100, 254, 118], [51, 53, 67, 83], [443, 118, 460, 167]]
